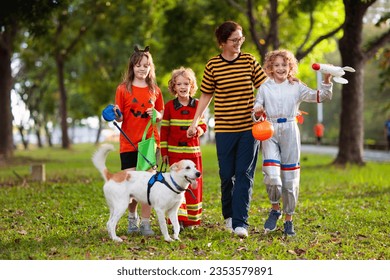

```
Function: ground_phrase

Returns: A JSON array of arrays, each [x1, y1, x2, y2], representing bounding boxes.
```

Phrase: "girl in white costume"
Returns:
[[253, 49, 333, 236]]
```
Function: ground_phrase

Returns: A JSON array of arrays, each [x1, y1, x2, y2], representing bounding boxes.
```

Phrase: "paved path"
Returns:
[[301, 144, 390, 163]]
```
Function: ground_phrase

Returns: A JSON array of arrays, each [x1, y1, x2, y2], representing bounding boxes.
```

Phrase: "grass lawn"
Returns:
[[0, 143, 389, 260]]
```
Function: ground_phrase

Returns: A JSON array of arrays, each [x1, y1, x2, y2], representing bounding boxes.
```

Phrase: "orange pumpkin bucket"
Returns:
[[252, 120, 274, 141]]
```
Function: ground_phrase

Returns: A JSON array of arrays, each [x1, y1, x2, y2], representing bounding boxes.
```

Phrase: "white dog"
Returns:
[[92, 144, 201, 242]]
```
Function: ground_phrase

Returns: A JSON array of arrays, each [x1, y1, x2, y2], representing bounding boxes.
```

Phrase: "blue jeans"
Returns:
[[215, 131, 259, 229]]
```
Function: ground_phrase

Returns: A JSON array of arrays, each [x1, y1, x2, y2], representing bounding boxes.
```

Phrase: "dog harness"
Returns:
[[147, 172, 196, 205]]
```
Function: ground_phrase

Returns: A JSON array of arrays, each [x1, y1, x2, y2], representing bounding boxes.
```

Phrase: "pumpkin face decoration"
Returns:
[[252, 120, 274, 141]]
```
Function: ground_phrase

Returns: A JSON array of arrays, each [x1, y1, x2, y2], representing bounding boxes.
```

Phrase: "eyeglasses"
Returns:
[[227, 36, 245, 44]]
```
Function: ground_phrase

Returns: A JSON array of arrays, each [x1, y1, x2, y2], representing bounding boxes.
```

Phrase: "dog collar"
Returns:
[[169, 174, 197, 202], [169, 175, 186, 192]]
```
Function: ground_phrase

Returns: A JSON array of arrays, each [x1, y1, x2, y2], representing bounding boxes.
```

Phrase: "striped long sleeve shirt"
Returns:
[[200, 52, 267, 133]]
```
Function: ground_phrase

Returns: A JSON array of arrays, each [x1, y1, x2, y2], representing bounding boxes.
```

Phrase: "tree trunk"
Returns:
[[95, 118, 102, 145], [44, 123, 53, 147], [334, 0, 374, 166], [0, 24, 17, 164], [268, 0, 280, 50], [35, 128, 43, 148], [335, 58, 365, 166], [56, 56, 70, 149], [17, 125, 29, 150]]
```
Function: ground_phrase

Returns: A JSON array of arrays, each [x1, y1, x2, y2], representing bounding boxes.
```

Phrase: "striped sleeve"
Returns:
[[199, 53, 267, 132]]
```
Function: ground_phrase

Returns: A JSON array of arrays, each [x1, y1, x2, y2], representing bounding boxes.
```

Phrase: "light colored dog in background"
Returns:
[[92, 144, 201, 242]]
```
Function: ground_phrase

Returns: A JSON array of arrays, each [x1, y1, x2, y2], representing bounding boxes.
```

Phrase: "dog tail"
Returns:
[[92, 143, 115, 182]]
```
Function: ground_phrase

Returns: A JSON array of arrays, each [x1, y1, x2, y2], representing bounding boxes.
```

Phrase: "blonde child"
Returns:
[[160, 67, 207, 229], [253, 49, 333, 236]]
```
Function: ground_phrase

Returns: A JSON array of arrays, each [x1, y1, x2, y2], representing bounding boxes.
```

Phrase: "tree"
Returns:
[[0, 0, 60, 163], [15, 48, 58, 148], [335, 0, 390, 165], [44, 0, 108, 149], [0, 19, 17, 162], [160, 0, 235, 75], [4, 0, 389, 160], [76, 0, 168, 144], [229, 0, 344, 63]]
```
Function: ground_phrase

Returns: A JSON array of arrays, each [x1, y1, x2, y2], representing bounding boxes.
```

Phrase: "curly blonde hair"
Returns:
[[168, 67, 198, 97], [263, 49, 298, 80]]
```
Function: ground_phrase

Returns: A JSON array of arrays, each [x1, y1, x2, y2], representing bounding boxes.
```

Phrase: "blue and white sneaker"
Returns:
[[283, 220, 296, 237], [127, 216, 140, 234], [264, 209, 281, 233], [140, 222, 155, 236]]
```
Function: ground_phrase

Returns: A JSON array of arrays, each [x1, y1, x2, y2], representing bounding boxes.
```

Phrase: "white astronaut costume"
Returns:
[[254, 78, 333, 215]]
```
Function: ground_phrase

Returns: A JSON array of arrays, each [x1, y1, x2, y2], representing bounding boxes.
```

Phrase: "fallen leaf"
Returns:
[[237, 246, 247, 251], [357, 234, 367, 240], [331, 238, 342, 244], [295, 248, 306, 256], [17, 230, 27, 235]]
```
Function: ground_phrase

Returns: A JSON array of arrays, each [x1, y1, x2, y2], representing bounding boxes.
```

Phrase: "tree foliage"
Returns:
[[1, 0, 389, 165], [0, 0, 61, 161]]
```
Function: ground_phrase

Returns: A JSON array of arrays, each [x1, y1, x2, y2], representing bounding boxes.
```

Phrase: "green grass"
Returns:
[[0, 143, 389, 260]]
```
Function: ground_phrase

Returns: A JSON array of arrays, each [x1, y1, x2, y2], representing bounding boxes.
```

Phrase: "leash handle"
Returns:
[[159, 161, 168, 173]]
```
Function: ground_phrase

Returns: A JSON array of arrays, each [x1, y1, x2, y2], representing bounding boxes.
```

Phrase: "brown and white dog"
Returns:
[[92, 144, 201, 242]]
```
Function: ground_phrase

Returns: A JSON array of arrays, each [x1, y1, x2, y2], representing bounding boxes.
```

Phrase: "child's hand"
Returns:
[[196, 126, 204, 137], [162, 156, 169, 165], [323, 73, 332, 84], [288, 76, 299, 84], [187, 125, 197, 138], [113, 105, 123, 121], [146, 107, 162, 121], [253, 106, 264, 117], [146, 107, 154, 117], [252, 107, 266, 121]]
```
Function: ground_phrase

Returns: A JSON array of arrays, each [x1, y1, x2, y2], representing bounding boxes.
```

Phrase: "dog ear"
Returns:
[[170, 162, 179, 171]]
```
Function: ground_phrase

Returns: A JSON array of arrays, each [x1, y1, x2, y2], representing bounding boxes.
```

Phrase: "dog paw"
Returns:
[[164, 237, 174, 242], [113, 237, 123, 242], [173, 234, 180, 240]]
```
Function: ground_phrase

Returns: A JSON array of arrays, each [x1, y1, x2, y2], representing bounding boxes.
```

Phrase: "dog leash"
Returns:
[[112, 121, 156, 170], [102, 104, 157, 170], [146, 162, 196, 205]]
